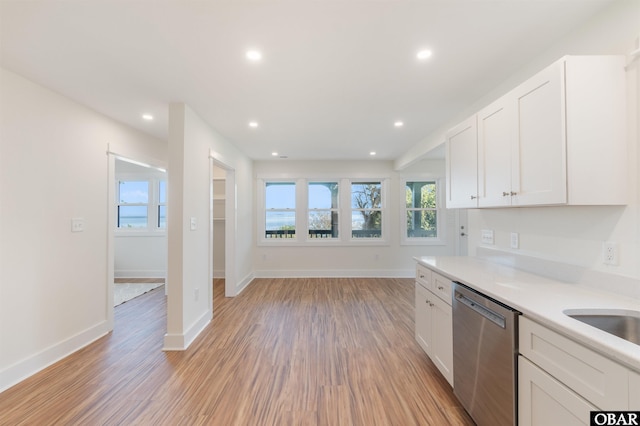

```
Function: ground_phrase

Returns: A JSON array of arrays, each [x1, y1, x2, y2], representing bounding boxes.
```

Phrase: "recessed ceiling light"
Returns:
[[249, 121, 259, 128], [394, 121, 404, 127], [142, 114, 153, 121], [370, 151, 377, 156], [271, 152, 278, 156], [246, 50, 262, 62], [416, 49, 432, 61]]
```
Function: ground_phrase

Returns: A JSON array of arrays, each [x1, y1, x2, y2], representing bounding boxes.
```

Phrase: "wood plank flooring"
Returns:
[[0, 278, 473, 425]]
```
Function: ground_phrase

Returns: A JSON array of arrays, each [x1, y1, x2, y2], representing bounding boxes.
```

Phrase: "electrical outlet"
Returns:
[[603, 242, 619, 265], [510, 232, 519, 249], [481, 229, 494, 245]]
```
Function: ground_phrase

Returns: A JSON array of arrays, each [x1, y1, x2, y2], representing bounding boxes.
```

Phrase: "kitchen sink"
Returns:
[[564, 309, 640, 345]]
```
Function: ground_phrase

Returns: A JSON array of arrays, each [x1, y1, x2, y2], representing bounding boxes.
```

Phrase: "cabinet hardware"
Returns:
[[503, 192, 510, 196], [438, 286, 444, 290], [470, 195, 477, 200], [510, 191, 517, 196]]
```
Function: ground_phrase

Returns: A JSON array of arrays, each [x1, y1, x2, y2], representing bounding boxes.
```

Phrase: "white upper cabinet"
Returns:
[[511, 59, 568, 206], [477, 93, 517, 207], [445, 115, 478, 208], [447, 55, 627, 209]]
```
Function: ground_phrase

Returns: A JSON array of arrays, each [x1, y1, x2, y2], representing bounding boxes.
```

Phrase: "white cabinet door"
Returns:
[[445, 115, 478, 208], [415, 283, 433, 355], [630, 370, 640, 409], [512, 60, 567, 206], [431, 295, 453, 386], [519, 356, 597, 426], [477, 93, 516, 207]]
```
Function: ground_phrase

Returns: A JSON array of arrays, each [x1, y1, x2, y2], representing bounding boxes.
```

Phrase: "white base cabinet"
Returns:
[[414, 266, 454, 386], [519, 356, 597, 426], [519, 316, 640, 424]]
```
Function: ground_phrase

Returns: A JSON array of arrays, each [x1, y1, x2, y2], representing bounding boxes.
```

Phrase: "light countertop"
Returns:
[[414, 256, 640, 372]]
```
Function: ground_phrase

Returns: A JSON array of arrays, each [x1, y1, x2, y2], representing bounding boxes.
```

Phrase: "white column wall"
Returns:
[[164, 103, 253, 350]]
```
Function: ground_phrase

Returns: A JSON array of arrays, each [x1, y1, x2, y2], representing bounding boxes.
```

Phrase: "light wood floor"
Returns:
[[0, 278, 473, 425]]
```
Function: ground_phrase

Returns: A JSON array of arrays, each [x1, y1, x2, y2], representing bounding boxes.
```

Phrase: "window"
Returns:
[[308, 182, 339, 239], [265, 182, 296, 239], [118, 180, 149, 228], [116, 178, 166, 231], [351, 181, 382, 239], [158, 180, 167, 228], [403, 180, 439, 242], [258, 177, 388, 245]]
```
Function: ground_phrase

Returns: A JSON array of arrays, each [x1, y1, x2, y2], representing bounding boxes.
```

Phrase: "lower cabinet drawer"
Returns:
[[432, 271, 452, 304], [519, 356, 597, 426], [519, 317, 628, 410]]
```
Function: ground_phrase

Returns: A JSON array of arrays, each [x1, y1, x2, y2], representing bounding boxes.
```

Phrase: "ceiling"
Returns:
[[0, 0, 615, 161]]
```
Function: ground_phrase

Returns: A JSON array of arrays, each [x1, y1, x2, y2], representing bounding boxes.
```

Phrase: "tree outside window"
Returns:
[[351, 182, 382, 238], [405, 181, 437, 238], [308, 182, 339, 239]]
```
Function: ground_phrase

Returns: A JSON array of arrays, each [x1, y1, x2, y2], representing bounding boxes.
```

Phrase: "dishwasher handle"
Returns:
[[455, 292, 506, 329]]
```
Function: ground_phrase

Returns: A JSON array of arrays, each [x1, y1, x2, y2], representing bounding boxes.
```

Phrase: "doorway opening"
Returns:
[[108, 154, 167, 331], [212, 164, 226, 302], [209, 152, 237, 308]]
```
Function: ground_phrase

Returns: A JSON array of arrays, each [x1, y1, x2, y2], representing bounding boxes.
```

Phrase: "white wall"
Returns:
[[164, 103, 253, 350], [405, 1, 640, 283], [0, 68, 166, 392], [253, 159, 457, 277]]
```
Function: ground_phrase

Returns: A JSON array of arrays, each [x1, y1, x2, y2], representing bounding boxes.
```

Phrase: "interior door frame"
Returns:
[[106, 147, 168, 331], [209, 150, 236, 300]]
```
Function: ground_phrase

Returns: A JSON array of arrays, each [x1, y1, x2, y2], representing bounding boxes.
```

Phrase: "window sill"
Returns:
[[115, 230, 166, 238], [258, 238, 390, 247], [400, 238, 445, 246]]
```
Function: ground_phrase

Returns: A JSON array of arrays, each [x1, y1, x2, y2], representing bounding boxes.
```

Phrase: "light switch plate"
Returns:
[[190, 217, 197, 231], [71, 218, 84, 232]]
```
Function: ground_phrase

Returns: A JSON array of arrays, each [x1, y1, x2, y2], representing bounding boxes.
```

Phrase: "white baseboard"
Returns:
[[253, 269, 414, 279], [162, 309, 212, 351], [235, 272, 255, 295], [0, 321, 111, 393], [114, 269, 166, 279], [213, 269, 225, 279]]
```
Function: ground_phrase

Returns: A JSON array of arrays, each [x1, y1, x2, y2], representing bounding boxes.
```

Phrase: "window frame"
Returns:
[[400, 178, 445, 246], [347, 179, 387, 243], [115, 175, 166, 235], [258, 179, 299, 243], [307, 180, 340, 241], [257, 176, 389, 246]]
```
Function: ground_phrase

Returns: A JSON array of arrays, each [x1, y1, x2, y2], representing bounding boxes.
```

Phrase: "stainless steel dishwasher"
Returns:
[[452, 282, 520, 426]]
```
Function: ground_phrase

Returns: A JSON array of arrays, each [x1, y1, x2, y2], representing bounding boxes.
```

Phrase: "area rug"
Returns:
[[114, 283, 164, 307]]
